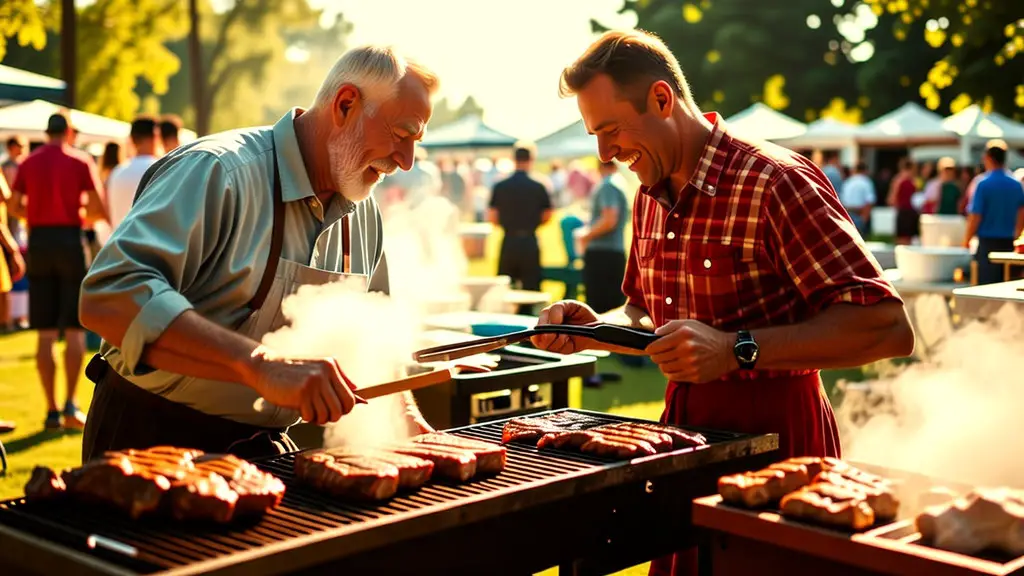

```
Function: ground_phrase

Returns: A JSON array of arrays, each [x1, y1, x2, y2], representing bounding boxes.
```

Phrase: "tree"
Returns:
[[856, 0, 1024, 119], [427, 96, 486, 129], [0, 0, 48, 62], [1, 0, 188, 121], [593, 0, 862, 120]]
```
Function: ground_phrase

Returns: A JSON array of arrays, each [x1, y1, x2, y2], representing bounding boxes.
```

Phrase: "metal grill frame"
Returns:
[[0, 409, 778, 576]]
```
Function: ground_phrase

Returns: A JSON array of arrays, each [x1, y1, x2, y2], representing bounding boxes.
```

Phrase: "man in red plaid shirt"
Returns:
[[532, 30, 915, 576]]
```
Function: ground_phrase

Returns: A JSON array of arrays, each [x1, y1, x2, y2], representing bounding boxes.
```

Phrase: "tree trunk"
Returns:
[[188, 0, 208, 136], [60, 0, 76, 108]]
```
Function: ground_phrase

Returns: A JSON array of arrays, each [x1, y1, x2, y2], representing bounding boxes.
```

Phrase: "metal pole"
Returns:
[[188, 0, 208, 136], [60, 0, 76, 108]]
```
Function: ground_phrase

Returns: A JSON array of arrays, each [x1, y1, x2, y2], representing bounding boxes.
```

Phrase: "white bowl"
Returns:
[[919, 214, 967, 248], [894, 245, 971, 283]]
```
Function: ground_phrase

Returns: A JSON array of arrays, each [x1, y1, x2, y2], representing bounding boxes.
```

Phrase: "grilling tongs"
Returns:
[[412, 323, 660, 363]]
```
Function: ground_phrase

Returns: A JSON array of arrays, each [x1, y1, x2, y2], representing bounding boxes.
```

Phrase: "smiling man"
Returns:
[[531, 30, 915, 576], [79, 46, 439, 460]]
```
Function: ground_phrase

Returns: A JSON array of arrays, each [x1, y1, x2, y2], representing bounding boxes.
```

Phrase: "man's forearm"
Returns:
[[964, 215, 980, 245], [137, 310, 261, 385], [747, 301, 913, 371]]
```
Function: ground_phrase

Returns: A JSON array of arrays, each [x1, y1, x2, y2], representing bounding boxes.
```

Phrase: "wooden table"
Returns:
[[986, 252, 1024, 282]]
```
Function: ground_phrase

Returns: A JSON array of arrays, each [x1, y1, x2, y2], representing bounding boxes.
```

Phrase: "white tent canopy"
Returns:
[[942, 104, 1024, 147], [535, 120, 598, 160], [0, 99, 197, 150], [724, 102, 806, 141], [857, 102, 957, 145], [776, 117, 860, 149]]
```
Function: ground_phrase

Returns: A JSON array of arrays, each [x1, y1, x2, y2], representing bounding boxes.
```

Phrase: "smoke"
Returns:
[[260, 166, 484, 448], [837, 301, 1024, 490]]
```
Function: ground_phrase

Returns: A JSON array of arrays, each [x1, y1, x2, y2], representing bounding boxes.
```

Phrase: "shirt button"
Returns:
[[707, 185, 715, 193], [704, 259, 712, 269], [665, 296, 673, 305], [667, 232, 676, 240]]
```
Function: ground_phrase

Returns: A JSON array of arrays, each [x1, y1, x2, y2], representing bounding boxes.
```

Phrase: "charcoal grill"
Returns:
[[0, 409, 777, 576]]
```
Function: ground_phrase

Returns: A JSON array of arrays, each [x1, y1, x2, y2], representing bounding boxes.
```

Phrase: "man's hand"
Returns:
[[246, 346, 363, 425], [646, 319, 737, 383], [8, 251, 24, 283], [530, 300, 601, 354]]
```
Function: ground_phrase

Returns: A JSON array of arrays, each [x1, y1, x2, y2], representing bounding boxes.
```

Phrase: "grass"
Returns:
[[0, 211, 870, 576]]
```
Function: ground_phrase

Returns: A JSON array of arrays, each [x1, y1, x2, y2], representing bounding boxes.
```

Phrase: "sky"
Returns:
[[311, 0, 637, 141]]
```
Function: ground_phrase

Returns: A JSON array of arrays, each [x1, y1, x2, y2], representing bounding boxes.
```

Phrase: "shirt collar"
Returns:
[[272, 108, 318, 204], [639, 111, 731, 201]]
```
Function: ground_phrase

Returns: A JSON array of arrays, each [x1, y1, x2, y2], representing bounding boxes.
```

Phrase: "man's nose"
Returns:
[[394, 140, 415, 171]]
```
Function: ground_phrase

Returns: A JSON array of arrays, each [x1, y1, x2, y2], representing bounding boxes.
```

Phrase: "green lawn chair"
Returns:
[[542, 215, 585, 300]]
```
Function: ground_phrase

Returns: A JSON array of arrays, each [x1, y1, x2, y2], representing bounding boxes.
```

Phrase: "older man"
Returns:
[[80, 46, 439, 460], [532, 30, 915, 576]]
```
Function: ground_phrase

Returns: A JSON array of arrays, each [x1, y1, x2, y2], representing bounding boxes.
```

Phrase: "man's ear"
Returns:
[[648, 81, 674, 119], [332, 84, 362, 128]]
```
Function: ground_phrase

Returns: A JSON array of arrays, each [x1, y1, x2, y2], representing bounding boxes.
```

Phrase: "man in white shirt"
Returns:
[[839, 161, 876, 237], [106, 116, 162, 230]]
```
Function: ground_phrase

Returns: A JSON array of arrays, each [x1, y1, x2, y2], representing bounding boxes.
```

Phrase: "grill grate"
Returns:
[[0, 409, 750, 574]]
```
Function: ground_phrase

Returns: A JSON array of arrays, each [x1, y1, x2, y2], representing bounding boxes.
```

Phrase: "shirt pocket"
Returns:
[[683, 243, 742, 327], [634, 235, 660, 262]]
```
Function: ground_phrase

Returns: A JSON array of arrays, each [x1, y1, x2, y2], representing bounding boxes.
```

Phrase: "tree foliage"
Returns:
[[0, 0, 49, 63], [859, 0, 1023, 119], [428, 96, 485, 129]]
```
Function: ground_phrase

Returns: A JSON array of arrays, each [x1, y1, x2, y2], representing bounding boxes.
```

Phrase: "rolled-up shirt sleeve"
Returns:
[[764, 165, 902, 312], [81, 152, 238, 375]]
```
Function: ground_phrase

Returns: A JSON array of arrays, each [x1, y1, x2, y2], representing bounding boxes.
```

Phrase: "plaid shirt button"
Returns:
[[665, 296, 673, 305], [667, 232, 676, 239], [703, 258, 712, 269]]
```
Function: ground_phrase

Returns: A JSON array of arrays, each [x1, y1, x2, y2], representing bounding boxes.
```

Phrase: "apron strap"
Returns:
[[342, 214, 351, 274], [249, 143, 285, 311]]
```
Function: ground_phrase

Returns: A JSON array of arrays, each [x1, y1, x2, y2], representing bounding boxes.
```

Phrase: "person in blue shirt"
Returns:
[[964, 143, 1024, 285], [579, 160, 629, 314]]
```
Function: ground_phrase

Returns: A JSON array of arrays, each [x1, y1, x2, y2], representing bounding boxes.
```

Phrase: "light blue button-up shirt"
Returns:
[[82, 109, 387, 419]]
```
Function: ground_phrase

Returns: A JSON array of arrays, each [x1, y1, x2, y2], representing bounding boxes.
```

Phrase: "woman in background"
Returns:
[[98, 142, 124, 186]]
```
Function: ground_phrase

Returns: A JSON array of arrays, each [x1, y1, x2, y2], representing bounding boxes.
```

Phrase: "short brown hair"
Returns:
[[559, 29, 693, 113]]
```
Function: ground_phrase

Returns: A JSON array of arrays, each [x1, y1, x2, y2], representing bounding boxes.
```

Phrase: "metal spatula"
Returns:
[[411, 323, 659, 363]]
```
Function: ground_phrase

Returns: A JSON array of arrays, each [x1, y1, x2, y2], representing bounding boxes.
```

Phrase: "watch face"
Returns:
[[736, 342, 758, 364]]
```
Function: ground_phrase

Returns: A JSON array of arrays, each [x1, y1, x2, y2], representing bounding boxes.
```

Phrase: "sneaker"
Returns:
[[44, 411, 63, 430], [62, 402, 87, 430]]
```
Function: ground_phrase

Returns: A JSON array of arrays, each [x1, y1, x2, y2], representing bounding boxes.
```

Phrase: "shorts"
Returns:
[[27, 227, 87, 331]]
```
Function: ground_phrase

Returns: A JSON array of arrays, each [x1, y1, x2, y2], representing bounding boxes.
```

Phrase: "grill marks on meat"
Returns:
[[22, 446, 284, 522], [293, 434, 507, 500], [717, 457, 901, 531], [502, 415, 707, 460], [410, 433, 507, 474]]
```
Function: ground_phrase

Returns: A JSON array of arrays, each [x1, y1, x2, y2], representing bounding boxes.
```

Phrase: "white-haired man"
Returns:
[[79, 46, 438, 461]]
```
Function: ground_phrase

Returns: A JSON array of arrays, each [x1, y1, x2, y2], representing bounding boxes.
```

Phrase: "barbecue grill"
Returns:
[[0, 409, 777, 576], [693, 462, 1024, 575]]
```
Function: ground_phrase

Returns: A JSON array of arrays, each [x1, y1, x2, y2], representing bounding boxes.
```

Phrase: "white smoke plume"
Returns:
[[837, 301, 1024, 490], [261, 169, 482, 448]]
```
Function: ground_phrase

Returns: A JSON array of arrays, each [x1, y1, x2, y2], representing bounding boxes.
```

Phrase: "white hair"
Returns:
[[312, 45, 439, 114]]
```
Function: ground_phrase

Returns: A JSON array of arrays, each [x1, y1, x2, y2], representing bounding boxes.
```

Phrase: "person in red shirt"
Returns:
[[887, 158, 919, 245], [10, 112, 107, 430], [531, 30, 916, 576]]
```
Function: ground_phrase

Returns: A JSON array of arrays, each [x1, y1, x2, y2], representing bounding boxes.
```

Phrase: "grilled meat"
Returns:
[[193, 454, 286, 516], [410, 433, 507, 475], [917, 488, 1024, 556], [537, 431, 649, 459], [501, 417, 564, 444], [25, 447, 283, 522], [593, 424, 673, 451], [387, 444, 478, 482], [814, 470, 899, 520], [294, 451, 401, 500], [608, 422, 707, 448], [358, 451, 435, 489], [719, 463, 812, 509], [24, 466, 67, 502], [780, 483, 876, 531]]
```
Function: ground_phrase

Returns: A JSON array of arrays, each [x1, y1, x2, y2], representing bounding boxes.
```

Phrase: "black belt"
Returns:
[[83, 355, 296, 460], [504, 231, 536, 238]]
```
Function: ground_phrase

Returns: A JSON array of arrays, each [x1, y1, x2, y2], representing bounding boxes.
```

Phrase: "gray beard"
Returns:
[[328, 119, 374, 203]]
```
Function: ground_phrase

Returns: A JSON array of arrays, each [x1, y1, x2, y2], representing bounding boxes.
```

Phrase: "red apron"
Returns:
[[648, 371, 841, 576]]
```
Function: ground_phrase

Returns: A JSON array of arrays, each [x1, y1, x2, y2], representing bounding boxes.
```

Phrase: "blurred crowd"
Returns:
[[0, 112, 182, 433]]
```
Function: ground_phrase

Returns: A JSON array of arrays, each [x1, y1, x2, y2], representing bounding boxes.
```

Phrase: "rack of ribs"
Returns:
[[23, 446, 285, 522]]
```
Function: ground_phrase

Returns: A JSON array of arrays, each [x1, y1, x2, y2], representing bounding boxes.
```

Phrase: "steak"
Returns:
[[537, 431, 649, 460], [610, 422, 707, 448], [387, 444, 477, 482], [593, 424, 673, 452], [501, 417, 563, 444], [293, 451, 400, 500], [410, 433, 507, 475], [25, 447, 284, 522], [309, 449, 435, 490], [193, 454, 286, 516]]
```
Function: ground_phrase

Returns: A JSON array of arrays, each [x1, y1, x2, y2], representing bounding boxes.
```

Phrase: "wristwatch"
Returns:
[[734, 330, 759, 370]]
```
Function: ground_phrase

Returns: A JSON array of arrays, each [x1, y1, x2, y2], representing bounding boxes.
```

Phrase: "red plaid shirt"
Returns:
[[622, 113, 902, 379]]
